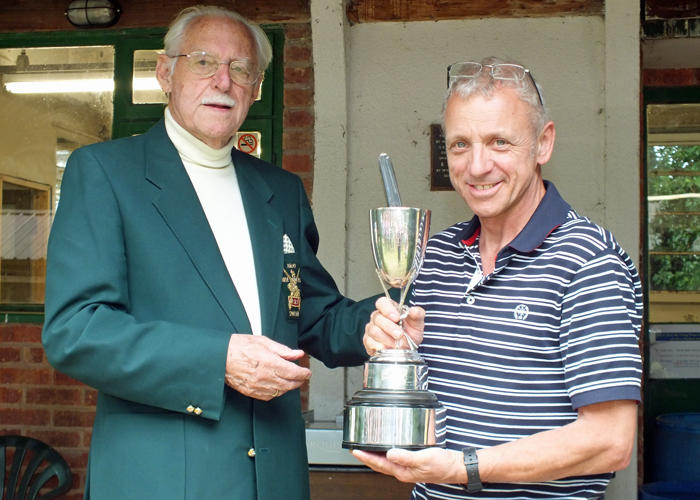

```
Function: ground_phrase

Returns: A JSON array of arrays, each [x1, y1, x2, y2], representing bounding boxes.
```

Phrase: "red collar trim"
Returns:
[[462, 226, 480, 246]]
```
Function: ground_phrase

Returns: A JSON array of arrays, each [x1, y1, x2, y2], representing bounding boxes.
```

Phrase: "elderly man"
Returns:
[[355, 57, 643, 499], [42, 6, 384, 500]]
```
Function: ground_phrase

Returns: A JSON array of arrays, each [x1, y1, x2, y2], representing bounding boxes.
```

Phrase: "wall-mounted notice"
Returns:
[[429, 124, 453, 191], [649, 324, 700, 379]]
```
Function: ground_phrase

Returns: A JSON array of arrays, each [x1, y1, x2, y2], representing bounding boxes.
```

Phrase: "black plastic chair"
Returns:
[[0, 435, 72, 500]]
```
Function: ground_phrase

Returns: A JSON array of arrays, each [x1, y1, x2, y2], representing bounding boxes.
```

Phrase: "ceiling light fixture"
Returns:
[[65, 0, 121, 29]]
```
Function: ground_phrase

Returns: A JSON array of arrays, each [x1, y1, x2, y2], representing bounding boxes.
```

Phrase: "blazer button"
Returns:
[[194, 407, 203, 416], [247, 448, 256, 458], [187, 405, 195, 413]]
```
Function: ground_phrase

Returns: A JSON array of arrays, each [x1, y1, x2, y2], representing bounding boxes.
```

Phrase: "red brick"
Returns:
[[285, 23, 312, 40], [62, 492, 84, 500], [54, 409, 95, 428], [0, 367, 50, 385], [284, 66, 312, 85], [283, 131, 313, 150], [30, 430, 82, 448], [285, 45, 312, 63], [284, 88, 314, 107], [84, 388, 98, 406], [83, 430, 92, 448], [0, 427, 23, 436], [0, 324, 42, 343], [301, 177, 314, 198], [26, 347, 46, 363], [60, 450, 90, 470], [27, 387, 83, 406], [0, 346, 22, 362], [283, 154, 312, 173], [54, 370, 86, 386], [0, 387, 22, 404], [284, 109, 314, 128], [0, 408, 50, 425]]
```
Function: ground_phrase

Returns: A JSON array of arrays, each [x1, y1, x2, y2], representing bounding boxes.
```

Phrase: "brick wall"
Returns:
[[282, 21, 315, 413], [0, 21, 315, 498], [0, 324, 89, 499]]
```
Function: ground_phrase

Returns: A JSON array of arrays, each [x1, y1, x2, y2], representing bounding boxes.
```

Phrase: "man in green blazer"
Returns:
[[42, 6, 395, 499]]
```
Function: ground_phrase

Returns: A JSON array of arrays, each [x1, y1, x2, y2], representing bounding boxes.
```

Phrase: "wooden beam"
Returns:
[[0, 0, 310, 32], [645, 0, 700, 20], [347, 0, 604, 24]]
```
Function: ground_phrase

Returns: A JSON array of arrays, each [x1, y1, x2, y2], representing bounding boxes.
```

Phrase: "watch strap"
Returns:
[[462, 447, 483, 493]]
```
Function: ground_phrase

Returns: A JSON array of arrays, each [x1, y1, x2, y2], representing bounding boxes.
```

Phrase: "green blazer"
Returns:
[[42, 120, 375, 500]]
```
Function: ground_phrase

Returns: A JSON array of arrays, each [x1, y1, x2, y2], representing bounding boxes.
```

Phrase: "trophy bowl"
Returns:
[[370, 207, 431, 349]]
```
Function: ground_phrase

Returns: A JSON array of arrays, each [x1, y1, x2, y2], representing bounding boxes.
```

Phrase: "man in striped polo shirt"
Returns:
[[354, 57, 643, 500]]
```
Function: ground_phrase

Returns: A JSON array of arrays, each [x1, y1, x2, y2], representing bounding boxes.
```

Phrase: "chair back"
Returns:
[[0, 435, 72, 500]]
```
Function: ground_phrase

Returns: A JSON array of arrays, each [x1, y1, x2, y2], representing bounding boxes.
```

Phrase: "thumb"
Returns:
[[386, 448, 414, 466]]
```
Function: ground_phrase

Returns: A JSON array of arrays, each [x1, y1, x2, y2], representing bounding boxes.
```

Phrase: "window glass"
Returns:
[[133, 49, 167, 104], [0, 46, 114, 304], [647, 104, 700, 293]]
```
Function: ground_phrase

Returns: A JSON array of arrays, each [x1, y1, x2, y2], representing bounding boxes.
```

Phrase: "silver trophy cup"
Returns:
[[342, 207, 445, 451]]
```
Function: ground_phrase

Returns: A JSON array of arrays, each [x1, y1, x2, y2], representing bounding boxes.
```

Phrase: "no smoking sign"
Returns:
[[236, 132, 261, 157]]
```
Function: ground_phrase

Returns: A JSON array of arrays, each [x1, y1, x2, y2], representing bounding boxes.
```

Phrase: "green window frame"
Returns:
[[0, 26, 284, 322]]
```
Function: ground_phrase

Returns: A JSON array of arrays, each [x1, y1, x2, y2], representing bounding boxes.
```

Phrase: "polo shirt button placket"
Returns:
[[465, 295, 476, 305]]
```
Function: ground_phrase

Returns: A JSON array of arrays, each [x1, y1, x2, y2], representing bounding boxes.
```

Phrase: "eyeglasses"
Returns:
[[447, 62, 543, 107], [173, 51, 262, 85]]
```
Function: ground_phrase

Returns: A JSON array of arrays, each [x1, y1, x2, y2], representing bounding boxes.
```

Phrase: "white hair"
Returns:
[[442, 56, 551, 137], [163, 5, 272, 75]]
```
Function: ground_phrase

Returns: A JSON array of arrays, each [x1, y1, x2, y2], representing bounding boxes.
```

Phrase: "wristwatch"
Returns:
[[462, 447, 483, 493]]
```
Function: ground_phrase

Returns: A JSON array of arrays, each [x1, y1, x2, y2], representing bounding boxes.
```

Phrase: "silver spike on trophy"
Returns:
[[342, 153, 445, 451]]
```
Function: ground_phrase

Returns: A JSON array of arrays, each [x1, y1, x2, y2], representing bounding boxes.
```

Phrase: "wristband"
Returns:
[[462, 447, 482, 493]]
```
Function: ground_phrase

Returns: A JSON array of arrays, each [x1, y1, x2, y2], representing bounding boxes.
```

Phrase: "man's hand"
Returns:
[[225, 334, 311, 400], [363, 296, 425, 355], [352, 448, 465, 484]]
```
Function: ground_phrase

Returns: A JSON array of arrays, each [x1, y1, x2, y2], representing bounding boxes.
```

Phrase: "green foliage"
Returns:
[[647, 145, 700, 292]]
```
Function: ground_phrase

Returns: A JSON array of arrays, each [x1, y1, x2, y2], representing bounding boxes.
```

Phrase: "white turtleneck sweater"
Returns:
[[165, 108, 261, 336]]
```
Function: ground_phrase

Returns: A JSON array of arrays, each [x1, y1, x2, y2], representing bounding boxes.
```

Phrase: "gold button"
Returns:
[[186, 405, 195, 413], [247, 448, 256, 458], [194, 407, 203, 416]]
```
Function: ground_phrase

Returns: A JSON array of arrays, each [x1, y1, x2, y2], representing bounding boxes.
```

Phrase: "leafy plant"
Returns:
[[647, 145, 700, 292]]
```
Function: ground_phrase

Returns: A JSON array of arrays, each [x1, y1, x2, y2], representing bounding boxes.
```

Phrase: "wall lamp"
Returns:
[[65, 0, 121, 29]]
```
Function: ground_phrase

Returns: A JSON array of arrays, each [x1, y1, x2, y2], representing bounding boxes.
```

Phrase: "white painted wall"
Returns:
[[311, 1, 640, 497]]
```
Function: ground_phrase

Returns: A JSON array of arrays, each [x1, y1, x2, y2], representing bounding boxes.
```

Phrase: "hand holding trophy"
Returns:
[[342, 153, 444, 451]]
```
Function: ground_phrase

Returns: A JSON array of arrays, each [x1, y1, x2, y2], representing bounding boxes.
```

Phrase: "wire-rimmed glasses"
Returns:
[[447, 62, 543, 107], [173, 51, 262, 85]]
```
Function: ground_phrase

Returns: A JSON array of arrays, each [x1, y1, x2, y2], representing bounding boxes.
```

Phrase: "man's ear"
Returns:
[[249, 75, 263, 106], [536, 121, 556, 166], [155, 54, 173, 94]]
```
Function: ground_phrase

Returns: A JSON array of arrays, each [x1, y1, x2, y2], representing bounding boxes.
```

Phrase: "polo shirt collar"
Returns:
[[457, 180, 571, 252]]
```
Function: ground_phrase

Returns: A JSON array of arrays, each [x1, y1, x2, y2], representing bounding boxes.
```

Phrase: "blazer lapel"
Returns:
[[143, 121, 252, 334], [233, 150, 283, 339]]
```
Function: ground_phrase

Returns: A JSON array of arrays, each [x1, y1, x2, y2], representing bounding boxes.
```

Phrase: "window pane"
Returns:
[[0, 46, 114, 304], [647, 104, 700, 293], [133, 49, 167, 104]]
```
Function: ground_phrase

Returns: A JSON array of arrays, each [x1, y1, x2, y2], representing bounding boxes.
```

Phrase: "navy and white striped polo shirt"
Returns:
[[410, 181, 643, 500]]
